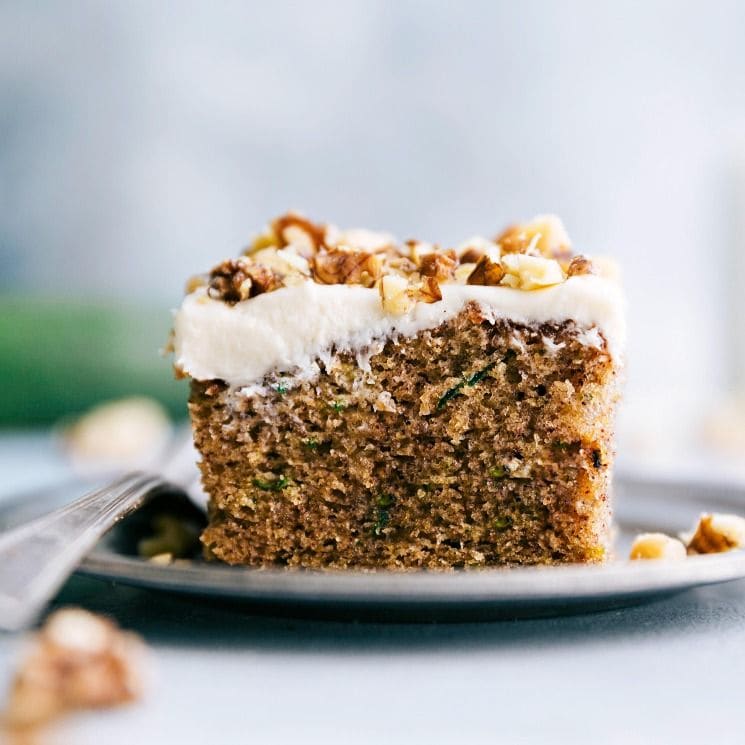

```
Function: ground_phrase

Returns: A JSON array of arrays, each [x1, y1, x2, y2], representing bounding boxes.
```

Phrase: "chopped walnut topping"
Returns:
[[496, 226, 533, 255], [457, 236, 499, 265], [467, 255, 506, 286], [419, 250, 456, 281], [243, 264, 280, 296], [386, 255, 419, 275], [379, 275, 441, 315], [4, 609, 147, 732], [567, 255, 596, 277], [379, 274, 413, 314], [412, 275, 442, 303], [460, 247, 485, 264], [271, 212, 326, 257], [250, 247, 310, 284], [188, 211, 612, 308], [407, 240, 438, 267], [687, 513, 745, 554], [500, 254, 565, 290], [208, 258, 282, 304], [312, 248, 383, 287], [454, 262, 477, 283], [629, 533, 687, 561], [497, 215, 572, 260]]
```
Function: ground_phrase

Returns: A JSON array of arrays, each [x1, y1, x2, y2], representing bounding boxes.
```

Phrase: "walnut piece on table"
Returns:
[[3, 609, 148, 734]]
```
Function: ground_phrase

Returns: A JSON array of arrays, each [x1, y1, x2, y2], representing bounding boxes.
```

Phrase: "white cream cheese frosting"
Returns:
[[173, 274, 625, 387]]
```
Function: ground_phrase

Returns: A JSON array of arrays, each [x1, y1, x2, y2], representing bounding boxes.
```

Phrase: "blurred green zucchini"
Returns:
[[0, 296, 187, 425]]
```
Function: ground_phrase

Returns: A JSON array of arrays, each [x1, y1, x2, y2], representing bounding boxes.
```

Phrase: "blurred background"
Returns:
[[2, 0, 745, 474]]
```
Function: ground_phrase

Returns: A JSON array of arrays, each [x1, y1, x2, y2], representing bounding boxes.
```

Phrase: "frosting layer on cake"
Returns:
[[173, 274, 625, 386]]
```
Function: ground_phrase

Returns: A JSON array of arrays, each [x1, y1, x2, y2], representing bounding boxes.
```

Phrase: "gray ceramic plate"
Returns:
[[3, 474, 745, 621]]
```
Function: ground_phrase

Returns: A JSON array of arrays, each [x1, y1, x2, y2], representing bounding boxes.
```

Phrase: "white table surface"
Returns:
[[1, 432, 745, 745]]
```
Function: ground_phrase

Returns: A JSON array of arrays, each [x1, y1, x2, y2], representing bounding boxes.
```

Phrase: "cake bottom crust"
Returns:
[[190, 307, 619, 568]]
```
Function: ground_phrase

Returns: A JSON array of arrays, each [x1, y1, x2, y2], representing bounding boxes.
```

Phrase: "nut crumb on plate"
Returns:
[[686, 513, 745, 554], [629, 532, 687, 561]]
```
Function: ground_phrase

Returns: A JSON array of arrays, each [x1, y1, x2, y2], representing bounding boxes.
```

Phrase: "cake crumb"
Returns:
[[148, 552, 174, 565], [137, 514, 201, 560], [2, 609, 148, 735]]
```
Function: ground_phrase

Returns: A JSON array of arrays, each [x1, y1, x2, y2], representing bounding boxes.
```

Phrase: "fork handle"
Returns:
[[0, 472, 168, 632]]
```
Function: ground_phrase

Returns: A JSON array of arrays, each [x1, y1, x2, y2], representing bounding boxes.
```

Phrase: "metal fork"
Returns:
[[0, 431, 201, 633]]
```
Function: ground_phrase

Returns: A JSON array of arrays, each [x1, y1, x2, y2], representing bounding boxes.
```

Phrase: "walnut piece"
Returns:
[[496, 214, 572, 260], [687, 513, 745, 554], [457, 236, 499, 265], [454, 262, 477, 283], [208, 258, 283, 303], [459, 247, 485, 264], [379, 275, 441, 315], [496, 226, 533, 255], [467, 255, 506, 286], [386, 254, 418, 275], [249, 247, 310, 286], [312, 248, 383, 287], [567, 255, 596, 277], [4, 609, 147, 732], [419, 250, 456, 281], [405, 239, 430, 263], [271, 212, 326, 257], [629, 533, 687, 561], [496, 215, 572, 259], [379, 274, 414, 315], [411, 275, 442, 303], [500, 254, 565, 290]]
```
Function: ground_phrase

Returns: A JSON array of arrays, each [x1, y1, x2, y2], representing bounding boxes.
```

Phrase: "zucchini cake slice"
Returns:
[[173, 213, 624, 568]]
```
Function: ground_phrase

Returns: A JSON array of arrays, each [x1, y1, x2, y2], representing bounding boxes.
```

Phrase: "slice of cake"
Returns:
[[173, 213, 624, 568]]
